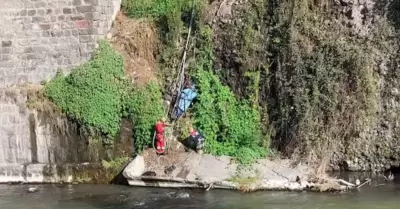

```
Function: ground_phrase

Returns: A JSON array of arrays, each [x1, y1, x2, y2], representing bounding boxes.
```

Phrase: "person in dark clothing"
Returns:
[[186, 127, 205, 153]]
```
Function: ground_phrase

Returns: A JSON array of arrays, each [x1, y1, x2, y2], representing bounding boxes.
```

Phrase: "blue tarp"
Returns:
[[175, 85, 197, 118]]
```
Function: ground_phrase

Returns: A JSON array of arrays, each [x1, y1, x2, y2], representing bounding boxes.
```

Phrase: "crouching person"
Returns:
[[187, 127, 205, 154]]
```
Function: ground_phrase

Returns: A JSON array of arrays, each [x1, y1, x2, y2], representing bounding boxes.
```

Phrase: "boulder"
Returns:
[[122, 155, 145, 179]]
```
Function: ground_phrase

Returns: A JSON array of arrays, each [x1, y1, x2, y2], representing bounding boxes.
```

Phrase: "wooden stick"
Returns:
[[356, 179, 371, 189], [336, 179, 356, 187], [206, 183, 214, 191]]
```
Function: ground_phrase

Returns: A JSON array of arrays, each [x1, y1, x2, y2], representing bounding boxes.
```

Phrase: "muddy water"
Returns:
[[1, 184, 400, 209]]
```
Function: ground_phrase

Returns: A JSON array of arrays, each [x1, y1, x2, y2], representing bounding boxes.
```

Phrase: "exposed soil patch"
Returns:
[[110, 12, 159, 85]]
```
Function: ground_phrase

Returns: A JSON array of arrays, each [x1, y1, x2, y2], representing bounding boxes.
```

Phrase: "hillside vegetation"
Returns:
[[43, 0, 400, 170]]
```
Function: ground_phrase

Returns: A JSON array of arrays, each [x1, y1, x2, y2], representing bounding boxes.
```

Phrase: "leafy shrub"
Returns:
[[194, 68, 266, 164], [193, 26, 267, 164], [127, 82, 165, 151], [44, 41, 129, 138]]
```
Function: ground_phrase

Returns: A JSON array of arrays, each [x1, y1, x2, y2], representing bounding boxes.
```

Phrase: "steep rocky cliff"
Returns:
[[207, 0, 400, 171]]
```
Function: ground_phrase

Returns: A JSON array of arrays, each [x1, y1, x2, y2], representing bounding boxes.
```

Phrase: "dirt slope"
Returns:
[[110, 12, 159, 85]]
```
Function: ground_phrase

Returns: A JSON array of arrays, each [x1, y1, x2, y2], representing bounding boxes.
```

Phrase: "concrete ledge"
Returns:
[[0, 164, 25, 183], [122, 154, 351, 192], [0, 163, 109, 184], [125, 176, 347, 192]]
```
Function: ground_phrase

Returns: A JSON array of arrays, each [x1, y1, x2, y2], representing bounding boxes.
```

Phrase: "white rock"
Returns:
[[122, 155, 145, 179], [27, 187, 38, 193]]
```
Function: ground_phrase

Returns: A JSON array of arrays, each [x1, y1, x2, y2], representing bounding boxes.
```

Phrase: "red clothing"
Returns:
[[155, 122, 168, 153], [155, 122, 167, 135], [156, 134, 165, 152]]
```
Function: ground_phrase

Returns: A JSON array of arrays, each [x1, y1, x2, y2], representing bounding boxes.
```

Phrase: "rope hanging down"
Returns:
[[152, 0, 197, 154]]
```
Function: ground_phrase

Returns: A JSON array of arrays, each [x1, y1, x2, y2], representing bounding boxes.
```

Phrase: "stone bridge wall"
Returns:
[[0, 0, 123, 183], [0, 0, 121, 87]]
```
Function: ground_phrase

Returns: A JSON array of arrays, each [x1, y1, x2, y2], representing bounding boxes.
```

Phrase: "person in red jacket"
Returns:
[[155, 117, 169, 153]]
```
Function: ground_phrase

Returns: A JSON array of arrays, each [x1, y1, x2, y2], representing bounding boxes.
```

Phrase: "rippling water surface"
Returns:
[[1, 184, 400, 209]]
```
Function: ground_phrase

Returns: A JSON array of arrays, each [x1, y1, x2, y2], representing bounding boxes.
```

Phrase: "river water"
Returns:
[[1, 184, 400, 209]]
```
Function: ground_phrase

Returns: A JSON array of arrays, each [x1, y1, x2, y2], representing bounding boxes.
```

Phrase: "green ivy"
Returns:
[[127, 82, 165, 151], [122, 0, 188, 19], [44, 41, 129, 138], [193, 26, 267, 164]]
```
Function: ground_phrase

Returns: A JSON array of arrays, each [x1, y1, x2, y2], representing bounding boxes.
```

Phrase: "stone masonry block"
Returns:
[[1, 48, 12, 54], [61, 21, 75, 29], [51, 30, 63, 37], [50, 38, 59, 44], [55, 44, 70, 51], [75, 20, 90, 29], [58, 1, 68, 7], [71, 30, 78, 36], [20, 10, 27, 16], [40, 39, 51, 45], [38, 9, 45, 16], [2, 41, 12, 47], [32, 46, 49, 53], [76, 5, 96, 13], [84, 12, 100, 20], [25, 1, 34, 8], [32, 16, 44, 22], [35, 2, 46, 8], [87, 43, 97, 50], [47, 2, 56, 8], [28, 10, 36, 16], [43, 16, 51, 23], [40, 24, 51, 30], [0, 55, 11, 61], [84, 0, 99, 6], [63, 30, 71, 36], [73, 0, 82, 6], [63, 8, 72, 14], [71, 15, 84, 21], [78, 28, 98, 35], [79, 35, 94, 43]]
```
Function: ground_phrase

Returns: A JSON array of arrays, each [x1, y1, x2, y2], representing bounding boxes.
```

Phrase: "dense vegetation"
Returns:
[[44, 41, 128, 141], [44, 41, 164, 150], [192, 27, 267, 164], [122, 0, 270, 163], [265, 1, 386, 163], [43, 0, 400, 169], [127, 82, 165, 151]]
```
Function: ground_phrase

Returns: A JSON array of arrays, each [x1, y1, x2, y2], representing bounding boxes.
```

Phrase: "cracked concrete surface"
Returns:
[[141, 149, 310, 184]]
